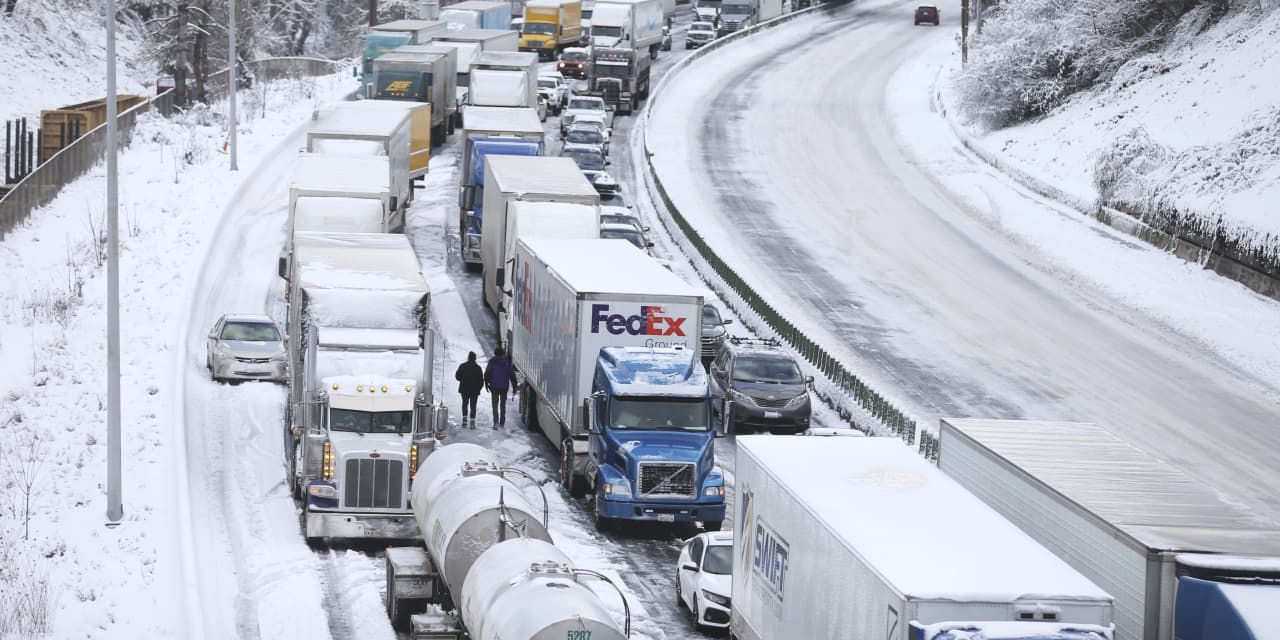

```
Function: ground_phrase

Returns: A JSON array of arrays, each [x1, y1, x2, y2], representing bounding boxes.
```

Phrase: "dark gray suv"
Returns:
[[708, 337, 812, 434], [700, 303, 733, 365]]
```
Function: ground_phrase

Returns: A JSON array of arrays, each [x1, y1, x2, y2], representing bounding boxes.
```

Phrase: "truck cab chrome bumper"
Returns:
[[305, 511, 420, 540]]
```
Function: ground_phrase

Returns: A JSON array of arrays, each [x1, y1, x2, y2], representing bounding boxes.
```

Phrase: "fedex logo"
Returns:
[[590, 304, 687, 336]]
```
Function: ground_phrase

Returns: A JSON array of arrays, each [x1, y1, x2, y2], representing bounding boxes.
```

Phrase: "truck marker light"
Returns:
[[332, 383, 340, 390], [357, 385, 365, 392], [381, 386, 388, 393], [323, 441, 334, 480]]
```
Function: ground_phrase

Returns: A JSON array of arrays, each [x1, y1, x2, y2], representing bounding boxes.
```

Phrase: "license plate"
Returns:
[[764, 411, 781, 419], [657, 513, 675, 522]]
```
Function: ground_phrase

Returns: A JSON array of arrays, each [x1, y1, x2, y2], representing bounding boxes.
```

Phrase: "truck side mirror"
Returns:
[[581, 397, 593, 433], [278, 256, 288, 279], [723, 319, 734, 325], [806, 375, 815, 385], [495, 267, 505, 289]]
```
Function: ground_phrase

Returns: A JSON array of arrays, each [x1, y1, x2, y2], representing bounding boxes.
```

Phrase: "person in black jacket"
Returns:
[[455, 351, 484, 428]]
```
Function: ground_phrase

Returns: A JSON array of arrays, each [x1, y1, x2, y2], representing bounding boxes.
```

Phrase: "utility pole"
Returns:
[[105, 0, 123, 526], [228, 0, 238, 171], [974, 0, 983, 34], [369, 0, 378, 26], [961, 0, 970, 64]]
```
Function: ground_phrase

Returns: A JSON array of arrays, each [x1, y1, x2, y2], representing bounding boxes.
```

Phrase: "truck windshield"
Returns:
[[732, 356, 804, 384], [722, 3, 750, 13], [593, 63, 630, 78], [702, 545, 733, 575], [610, 398, 710, 432], [523, 22, 556, 34], [330, 409, 413, 435], [592, 25, 622, 38], [698, 0, 722, 8]]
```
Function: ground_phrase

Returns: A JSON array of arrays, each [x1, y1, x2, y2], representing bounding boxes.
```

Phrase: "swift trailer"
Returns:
[[511, 238, 726, 531], [382, 443, 632, 639], [438, 0, 512, 30], [590, 0, 664, 57], [731, 436, 1115, 640], [519, 0, 585, 60], [479, 154, 600, 333], [371, 45, 459, 143], [430, 29, 519, 115], [286, 232, 444, 543], [467, 50, 539, 108], [360, 20, 449, 97], [457, 106, 545, 269], [306, 102, 422, 223], [938, 419, 1280, 640], [589, 46, 650, 114]]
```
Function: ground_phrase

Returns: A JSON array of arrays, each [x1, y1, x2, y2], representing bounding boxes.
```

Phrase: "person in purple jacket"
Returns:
[[484, 346, 519, 428]]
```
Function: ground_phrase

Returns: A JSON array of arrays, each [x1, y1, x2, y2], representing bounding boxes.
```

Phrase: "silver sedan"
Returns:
[[206, 314, 287, 383]]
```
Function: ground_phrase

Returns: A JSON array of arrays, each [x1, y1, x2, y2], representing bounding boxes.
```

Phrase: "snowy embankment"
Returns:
[[0, 71, 350, 638], [946, 6, 1280, 272], [0, 1, 150, 128]]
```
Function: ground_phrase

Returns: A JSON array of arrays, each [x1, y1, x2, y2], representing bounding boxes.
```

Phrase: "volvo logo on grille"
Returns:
[[369, 452, 381, 458]]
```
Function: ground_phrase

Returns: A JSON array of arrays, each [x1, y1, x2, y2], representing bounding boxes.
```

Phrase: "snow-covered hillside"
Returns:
[[0, 0, 151, 128], [951, 5, 1280, 266]]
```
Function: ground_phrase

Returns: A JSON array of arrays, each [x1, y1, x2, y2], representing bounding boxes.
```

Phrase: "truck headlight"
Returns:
[[603, 482, 631, 497], [702, 590, 730, 607], [703, 486, 724, 497], [308, 484, 338, 499]]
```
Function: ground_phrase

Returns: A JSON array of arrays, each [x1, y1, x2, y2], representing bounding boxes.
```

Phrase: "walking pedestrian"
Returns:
[[455, 351, 484, 428], [484, 346, 519, 428]]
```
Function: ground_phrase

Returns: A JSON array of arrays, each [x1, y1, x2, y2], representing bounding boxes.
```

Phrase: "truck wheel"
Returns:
[[704, 520, 723, 532], [592, 490, 613, 532], [560, 439, 586, 498]]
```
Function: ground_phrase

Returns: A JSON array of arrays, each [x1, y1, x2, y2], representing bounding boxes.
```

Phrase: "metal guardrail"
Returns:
[[0, 57, 345, 242], [640, 2, 920, 445]]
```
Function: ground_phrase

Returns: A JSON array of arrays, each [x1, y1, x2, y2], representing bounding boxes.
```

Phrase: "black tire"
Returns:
[[560, 438, 586, 498], [704, 520, 723, 532], [592, 490, 613, 532]]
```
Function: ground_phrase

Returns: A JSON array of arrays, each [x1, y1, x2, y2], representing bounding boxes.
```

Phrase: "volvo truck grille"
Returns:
[[638, 462, 696, 498], [343, 458, 404, 509]]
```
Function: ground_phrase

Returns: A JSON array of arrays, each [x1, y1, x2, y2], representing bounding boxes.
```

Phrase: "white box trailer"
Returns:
[[590, 0, 664, 53], [431, 29, 520, 110], [731, 436, 1116, 640], [307, 102, 420, 227], [511, 238, 702, 449], [468, 50, 539, 107], [288, 152, 394, 236], [439, 0, 513, 29], [479, 155, 599, 316], [758, 0, 781, 21], [937, 419, 1280, 640]]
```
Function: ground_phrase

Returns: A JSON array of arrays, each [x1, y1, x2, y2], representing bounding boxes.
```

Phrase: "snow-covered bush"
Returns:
[[1093, 127, 1169, 204], [955, 0, 1225, 128]]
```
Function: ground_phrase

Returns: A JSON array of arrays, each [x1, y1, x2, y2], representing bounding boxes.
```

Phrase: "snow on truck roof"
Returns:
[[522, 238, 703, 298], [291, 153, 390, 192], [475, 51, 538, 67], [310, 102, 412, 138], [486, 155, 598, 197], [598, 347, 705, 396], [462, 106, 544, 134], [293, 232, 427, 293], [737, 436, 1112, 602], [941, 419, 1280, 555]]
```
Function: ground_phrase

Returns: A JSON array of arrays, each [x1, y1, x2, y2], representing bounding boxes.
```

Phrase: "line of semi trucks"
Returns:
[[267, 8, 1279, 640]]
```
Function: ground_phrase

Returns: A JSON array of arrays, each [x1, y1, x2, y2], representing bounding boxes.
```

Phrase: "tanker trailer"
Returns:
[[385, 443, 551, 627], [461, 538, 629, 640]]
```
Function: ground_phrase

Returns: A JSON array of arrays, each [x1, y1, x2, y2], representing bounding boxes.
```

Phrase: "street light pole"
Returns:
[[105, 0, 123, 525], [228, 0, 238, 171]]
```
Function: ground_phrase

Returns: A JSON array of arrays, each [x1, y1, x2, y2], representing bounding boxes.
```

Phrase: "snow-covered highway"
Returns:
[[649, 0, 1280, 520]]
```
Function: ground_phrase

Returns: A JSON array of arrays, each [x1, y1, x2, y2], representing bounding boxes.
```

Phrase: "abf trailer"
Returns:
[[511, 238, 725, 531], [731, 436, 1115, 640], [938, 419, 1280, 640], [286, 232, 442, 543], [371, 45, 459, 143]]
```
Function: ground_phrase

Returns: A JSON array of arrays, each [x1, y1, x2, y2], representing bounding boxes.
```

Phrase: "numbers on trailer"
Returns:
[[567, 631, 592, 640]]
